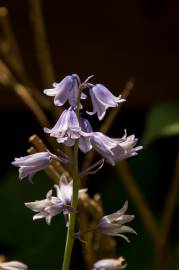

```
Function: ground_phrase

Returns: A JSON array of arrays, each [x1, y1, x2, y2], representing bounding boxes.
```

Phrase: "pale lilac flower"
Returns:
[[54, 174, 73, 207], [0, 261, 27, 270], [12, 151, 59, 181], [90, 131, 143, 166], [25, 174, 87, 225], [54, 174, 87, 205], [44, 107, 82, 146], [93, 257, 126, 270], [97, 201, 136, 243], [43, 74, 80, 107], [87, 84, 125, 120]]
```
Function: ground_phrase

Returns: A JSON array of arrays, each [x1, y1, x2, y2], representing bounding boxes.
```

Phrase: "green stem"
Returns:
[[62, 85, 82, 270], [61, 141, 80, 270]]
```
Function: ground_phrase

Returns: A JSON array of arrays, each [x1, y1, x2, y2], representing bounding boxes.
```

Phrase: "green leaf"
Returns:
[[141, 102, 179, 147]]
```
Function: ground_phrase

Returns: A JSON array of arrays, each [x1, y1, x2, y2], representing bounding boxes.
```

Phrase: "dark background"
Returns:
[[1, 0, 179, 109]]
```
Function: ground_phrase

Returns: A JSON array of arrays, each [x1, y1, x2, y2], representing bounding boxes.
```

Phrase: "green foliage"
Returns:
[[142, 102, 179, 147]]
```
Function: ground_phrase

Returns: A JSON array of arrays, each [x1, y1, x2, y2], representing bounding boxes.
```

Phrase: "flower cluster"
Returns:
[[12, 74, 142, 177], [12, 74, 142, 269], [43, 75, 142, 164]]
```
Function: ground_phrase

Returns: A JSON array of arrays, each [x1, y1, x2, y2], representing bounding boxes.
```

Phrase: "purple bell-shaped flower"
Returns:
[[44, 74, 80, 107], [87, 84, 125, 120]]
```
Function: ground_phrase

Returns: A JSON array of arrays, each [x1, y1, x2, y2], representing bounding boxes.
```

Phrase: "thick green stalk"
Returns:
[[61, 141, 80, 270]]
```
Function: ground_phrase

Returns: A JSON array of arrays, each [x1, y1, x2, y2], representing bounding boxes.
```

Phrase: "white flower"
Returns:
[[0, 261, 27, 270], [25, 174, 87, 225], [97, 201, 136, 243], [93, 257, 126, 270]]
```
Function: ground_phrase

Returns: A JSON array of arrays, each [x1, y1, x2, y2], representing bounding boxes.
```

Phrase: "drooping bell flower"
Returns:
[[44, 107, 81, 146], [87, 84, 125, 120], [44, 74, 80, 107], [12, 151, 59, 181], [97, 201, 136, 243], [90, 131, 142, 166]]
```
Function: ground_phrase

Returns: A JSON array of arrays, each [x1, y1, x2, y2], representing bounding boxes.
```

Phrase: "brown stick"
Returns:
[[0, 59, 49, 128], [116, 160, 159, 244], [0, 7, 26, 77], [14, 83, 50, 126], [0, 7, 54, 110], [28, 0, 55, 85], [153, 153, 179, 270]]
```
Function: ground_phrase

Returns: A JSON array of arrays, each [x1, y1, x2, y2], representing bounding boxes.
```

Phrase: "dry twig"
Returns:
[[28, 0, 55, 85], [0, 7, 50, 109], [153, 153, 179, 270], [116, 160, 158, 245], [0, 59, 49, 127]]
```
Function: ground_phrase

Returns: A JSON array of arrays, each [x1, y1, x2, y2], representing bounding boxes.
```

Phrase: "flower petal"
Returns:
[[54, 76, 73, 106]]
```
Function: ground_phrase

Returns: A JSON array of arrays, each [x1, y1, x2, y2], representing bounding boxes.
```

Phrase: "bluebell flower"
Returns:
[[25, 174, 87, 225], [44, 107, 82, 146], [12, 151, 59, 181], [93, 257, 126, 270], [0, 261, 28, 270], [87, 84, 125, 120], [97, 201, 136, 243], [44, 74, 80, 107], [90, 131, 143, 166]]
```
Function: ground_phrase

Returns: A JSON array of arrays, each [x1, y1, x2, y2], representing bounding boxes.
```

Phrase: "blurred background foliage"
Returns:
[[0, 0, 179, 270]]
